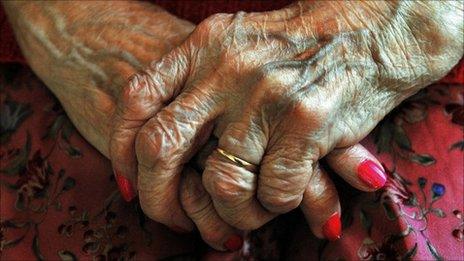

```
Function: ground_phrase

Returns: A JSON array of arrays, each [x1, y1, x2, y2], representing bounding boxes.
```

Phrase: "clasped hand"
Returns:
[[109, 1, 462, 251]]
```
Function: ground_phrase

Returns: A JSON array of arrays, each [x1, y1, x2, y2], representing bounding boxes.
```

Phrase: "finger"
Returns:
[[180, 167, 243, 252], [300, 163, 342, 241], [135, 91, 217, 231], [258, 129, 316, 214], [203, 119, 276, 230], [110, 45, 191, 201], [325, 144, 386, 191]]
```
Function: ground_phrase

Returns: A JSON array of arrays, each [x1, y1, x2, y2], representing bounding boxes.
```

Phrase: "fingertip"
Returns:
[[322, 212, 342, 241], [223, 234, 243, 252], [326, 144, 386, 191], [357, 159, 387, 190], [114, 170, 136, 202], [300, 164, 342, 241], [180, 167, 245, 251]]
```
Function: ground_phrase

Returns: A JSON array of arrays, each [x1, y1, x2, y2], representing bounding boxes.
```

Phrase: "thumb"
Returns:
[[110, 44, 191, 201]]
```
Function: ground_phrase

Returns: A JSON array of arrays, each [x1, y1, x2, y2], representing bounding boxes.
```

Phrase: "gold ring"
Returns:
[[216, 148, 258, 172]]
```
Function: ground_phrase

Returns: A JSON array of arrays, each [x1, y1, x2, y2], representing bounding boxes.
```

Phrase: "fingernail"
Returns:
[[171, 225, 189, 234], [357, 160, 387, 189], [224, 234, 243, 251], [114, 171, 136, 202], [322, 212, 342, 241]]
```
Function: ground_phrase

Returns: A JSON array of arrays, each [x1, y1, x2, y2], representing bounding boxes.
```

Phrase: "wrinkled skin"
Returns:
[[109, 0, 463, 249], [5, 0, 463, 252], [3, 0, 385, 251]]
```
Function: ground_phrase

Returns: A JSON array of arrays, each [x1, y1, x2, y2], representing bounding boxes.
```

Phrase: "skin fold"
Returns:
[[2, 0, 381, 250], [2, 0, 195, 156], [110, 0, 463, 238], [4, 0, 463, 251]]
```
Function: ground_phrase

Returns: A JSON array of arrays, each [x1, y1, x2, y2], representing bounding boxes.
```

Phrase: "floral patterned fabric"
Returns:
[[1, 2, 463, 260], [1, 58, 463, 261]]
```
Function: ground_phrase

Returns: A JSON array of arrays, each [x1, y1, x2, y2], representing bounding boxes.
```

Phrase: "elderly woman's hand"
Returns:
[[110, 0, 463, 249], [111, 78, 387, 249]]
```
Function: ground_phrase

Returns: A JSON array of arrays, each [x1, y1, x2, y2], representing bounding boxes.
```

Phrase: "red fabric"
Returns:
[[0, 4, 23, 63], [1, 1, 463, 260]]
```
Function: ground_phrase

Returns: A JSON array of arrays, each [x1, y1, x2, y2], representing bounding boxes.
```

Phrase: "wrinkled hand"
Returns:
[[178, 140, 383, 250], [110, 0, 463, 250], [111, 80, 386, 249]]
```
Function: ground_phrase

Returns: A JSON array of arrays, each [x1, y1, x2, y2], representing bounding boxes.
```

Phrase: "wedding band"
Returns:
[[216, 148, 258, 172]]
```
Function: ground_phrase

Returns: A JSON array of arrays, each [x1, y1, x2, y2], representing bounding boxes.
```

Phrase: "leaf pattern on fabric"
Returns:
[[1, 62, 463, 260]]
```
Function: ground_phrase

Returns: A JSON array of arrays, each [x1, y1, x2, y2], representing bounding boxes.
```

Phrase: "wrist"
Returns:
[[4, 1, 194, 157], [298, 1, 462, 95]]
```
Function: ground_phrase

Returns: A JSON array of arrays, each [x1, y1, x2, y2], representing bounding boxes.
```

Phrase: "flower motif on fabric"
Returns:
[[57, 203, 137, 260], [55, 174, 155, 260], [0, 99, 31, 144], [0, 135, 77, 258], [373, 89, 438, 166], [357, 167, 447, 260], [42, 100, 82, 158], [0, 69, 81, 258]]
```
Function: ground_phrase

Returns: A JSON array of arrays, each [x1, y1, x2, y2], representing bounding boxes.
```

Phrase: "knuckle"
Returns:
[[203, 165, 250, 207], [148, 55, 183, 90], [202, 161, 265, 230], [305, 175, 338, 210], [215, 125, 265, 168], [125, 73, 153, 102], [119, 72, 164, 117], [167, 93, 207, 123], [220, 122, 264, 158], [263, 150, 313, 173], [195, 13, 232, 39], [306, 189, 337, 211], [261, 154, 313, 185], [184, 199, 210, 221], [258, 192, 302, 213], [135, 99, 204, 169], [287, 100, 331, 127], [207, 177, 242, 206], [180, 182, 210, 217], [135, 129, 162, 168], [256, 64, 324, 117], [222, 122, 248, 142], [111, 123, 137, 145], [135, 115, 183, 168], [258, 157, 310, 213], [124, 73, 144, 101], [201, 13, 233, 28]]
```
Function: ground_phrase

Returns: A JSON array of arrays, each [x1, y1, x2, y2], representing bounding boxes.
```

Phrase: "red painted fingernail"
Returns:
[[114, 172, 135, 202], [357, 160, 387, 189], [224, 234, 243, 251], [171, 225, 189, 234], [322, 212, 342, 241]]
